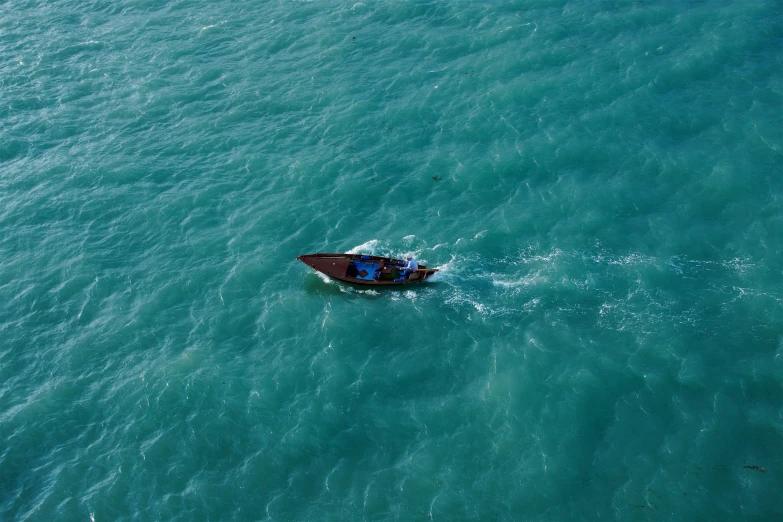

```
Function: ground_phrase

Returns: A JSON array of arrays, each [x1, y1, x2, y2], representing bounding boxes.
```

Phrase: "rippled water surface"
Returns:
[[1, 1, 782, 520]]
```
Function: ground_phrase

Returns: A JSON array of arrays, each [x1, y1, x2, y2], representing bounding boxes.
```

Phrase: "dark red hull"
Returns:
[[297, 253, 438, 286]]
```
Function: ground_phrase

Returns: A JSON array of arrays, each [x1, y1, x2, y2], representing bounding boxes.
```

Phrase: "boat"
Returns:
[[297, 253, 438, 286]]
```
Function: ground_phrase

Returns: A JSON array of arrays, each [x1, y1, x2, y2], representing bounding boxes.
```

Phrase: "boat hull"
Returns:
[[297, 253, 437, 286]]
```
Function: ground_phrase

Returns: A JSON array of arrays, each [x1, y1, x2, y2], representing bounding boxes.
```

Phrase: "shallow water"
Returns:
[[1, 1, 782, 520]]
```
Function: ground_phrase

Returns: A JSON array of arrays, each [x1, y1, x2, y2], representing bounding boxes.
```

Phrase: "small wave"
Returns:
[[347, 239, 382, 255], [314, 271, 333, 285]]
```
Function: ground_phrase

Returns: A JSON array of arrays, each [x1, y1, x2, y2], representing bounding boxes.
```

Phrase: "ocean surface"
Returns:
[[1, 1, 782, 520]]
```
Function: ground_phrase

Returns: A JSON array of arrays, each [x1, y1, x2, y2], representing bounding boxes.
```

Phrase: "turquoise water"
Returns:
[[1, 0, 782, 520]]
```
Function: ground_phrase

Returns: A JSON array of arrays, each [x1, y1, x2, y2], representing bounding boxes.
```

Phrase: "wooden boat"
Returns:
[[297, 253, 438, 286]]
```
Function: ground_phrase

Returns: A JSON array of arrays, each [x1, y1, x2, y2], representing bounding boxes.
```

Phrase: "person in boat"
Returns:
[[400, 255, 418, 276]]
